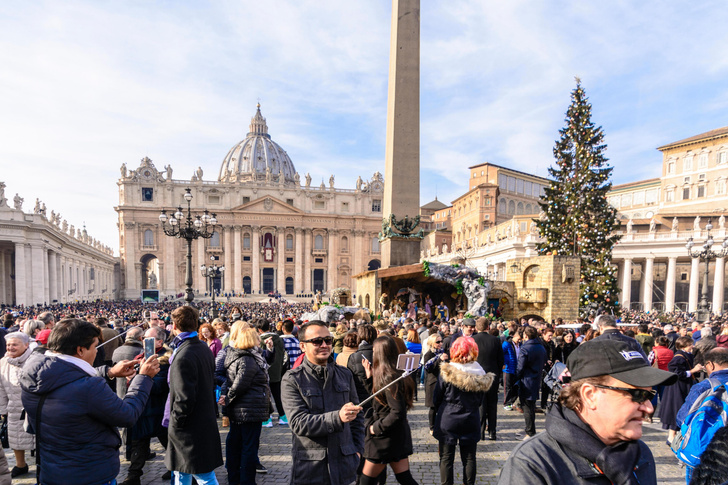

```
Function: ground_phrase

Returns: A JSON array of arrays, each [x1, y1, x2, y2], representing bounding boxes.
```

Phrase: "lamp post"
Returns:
[[159, 188, 217, 305], [201, 256, 225, 319], [686, 218, 728, 323]]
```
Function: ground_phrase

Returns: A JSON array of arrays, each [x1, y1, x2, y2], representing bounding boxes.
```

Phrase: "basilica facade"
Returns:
[[116, 105, 385, 300]]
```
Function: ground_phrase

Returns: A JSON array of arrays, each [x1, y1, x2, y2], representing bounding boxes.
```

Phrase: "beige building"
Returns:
[[423, 127, 728, 316], [116, 105, 384, 299], [0, 182, 117, 306]]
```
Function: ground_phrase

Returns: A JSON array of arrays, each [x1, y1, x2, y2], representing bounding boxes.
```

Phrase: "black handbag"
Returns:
[[0, 415, 9, 449]]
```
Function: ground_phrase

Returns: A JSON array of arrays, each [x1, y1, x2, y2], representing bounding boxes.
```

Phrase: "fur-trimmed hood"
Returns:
[[440, 362, 494, 393]]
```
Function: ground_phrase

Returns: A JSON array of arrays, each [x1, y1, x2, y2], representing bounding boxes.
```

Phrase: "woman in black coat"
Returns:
[[348, 324, 377, 408], [220, 323, 271, 485], [359, 336, 419, 485], [423, 333, 445, 432], [554, 330, 578, 364], [434, 336, 494, 485], [659, 336, 703, 444]]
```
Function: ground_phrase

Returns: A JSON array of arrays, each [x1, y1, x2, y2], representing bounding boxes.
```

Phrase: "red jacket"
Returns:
[[652, 345, 674, 371]]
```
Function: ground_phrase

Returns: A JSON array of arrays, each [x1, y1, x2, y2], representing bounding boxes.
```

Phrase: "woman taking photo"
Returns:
[[360, 336, 419, 485], [434, 337, 494, 485], [220, 323, 271, 485]]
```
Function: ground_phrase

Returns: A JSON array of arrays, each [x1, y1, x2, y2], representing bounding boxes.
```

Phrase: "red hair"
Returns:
[[450, 336, 478, 363]]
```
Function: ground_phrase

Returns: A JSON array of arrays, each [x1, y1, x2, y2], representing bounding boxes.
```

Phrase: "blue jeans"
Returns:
[[173, 471, 219, 485], [226, 421, 262, 485]]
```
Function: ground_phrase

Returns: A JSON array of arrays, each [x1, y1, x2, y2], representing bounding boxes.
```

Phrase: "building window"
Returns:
[[665, 189, 674, 202], [243, 256, 251, 262], [698, 185, 706, 198], [508, 200, 515, 215], [208, 195, 221, 204], [499, 198, 507, 214], [314, 235, 324, 250], [371, 237, 380, 253], [286, 234, 293, 250], [144, 230, 154, 246], [341, 236, 349, 252], [372, 199, 382, 212], [242, 196, 250, 204], [485, 198, 491, 206], [314, 200, 325, 210], [210, 231, 221, 247], [481, 170, 484, 176], [683, 187, 691, 200], [719, 151, 728, 165], [286, 198, 294, 206], [484, 214, 490, 220], [717, 180, 727, 195], [516, 202, 524, 215], [698, 152, 709, 169], [667, 161, 675, 174], [342, 202, 349, 212], [683, 154, 693, 172], [516, 179, 524, 194], [508, 176, 516, 192], [684, 176, 691, 184], [286, 257, 294, 263], [314, 257, 323, 263], [243, 233, 251, 249], [142, 187, 154, 201], [473, 173, 477, 178]]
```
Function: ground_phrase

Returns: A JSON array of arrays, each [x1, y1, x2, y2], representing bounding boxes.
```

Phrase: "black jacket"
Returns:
[[473, 332, 504, 376], [364, 378, 413, 462], [498, 403, 657, 484], [165, 337, 223, 474], [223, 347, 271, 423], [347, 341, 373, 407], [434, 362, 494, 445]]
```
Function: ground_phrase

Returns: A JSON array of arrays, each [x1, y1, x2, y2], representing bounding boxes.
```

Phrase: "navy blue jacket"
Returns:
[[516, 338, 547, 401], [20, 351, 152, 485]]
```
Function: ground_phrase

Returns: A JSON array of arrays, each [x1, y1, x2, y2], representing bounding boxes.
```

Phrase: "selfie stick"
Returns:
[[96, 320, 149, 349], [358, 353, 433, 408]]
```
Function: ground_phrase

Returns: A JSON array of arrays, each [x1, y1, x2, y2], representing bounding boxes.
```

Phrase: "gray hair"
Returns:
[[6, 331, 30, 345], [594, 314, 616, 329], [24, 320, 45, 338], [126, 327, 144, 342], [145, 327, 166, 342], [701, 327, 713, 338], [37, 312, 54, 326]]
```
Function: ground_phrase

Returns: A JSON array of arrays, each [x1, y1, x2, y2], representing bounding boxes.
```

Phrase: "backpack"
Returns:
[[671, 378, 728, 468]]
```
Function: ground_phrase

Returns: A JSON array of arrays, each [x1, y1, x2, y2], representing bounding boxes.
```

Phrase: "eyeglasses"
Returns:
[[302, 336, 334, 347], [593, 384, 656, 403], [435, 340, 443, 344]]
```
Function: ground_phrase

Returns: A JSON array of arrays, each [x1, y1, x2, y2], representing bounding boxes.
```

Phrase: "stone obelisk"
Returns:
[[380, 0, 422, 268]]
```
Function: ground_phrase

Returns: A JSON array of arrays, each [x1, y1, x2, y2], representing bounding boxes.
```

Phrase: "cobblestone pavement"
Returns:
[[7, 388, 686, 484]]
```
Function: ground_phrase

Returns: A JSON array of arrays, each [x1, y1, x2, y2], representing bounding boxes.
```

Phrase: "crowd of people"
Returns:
[[0, 299, 727, 484]]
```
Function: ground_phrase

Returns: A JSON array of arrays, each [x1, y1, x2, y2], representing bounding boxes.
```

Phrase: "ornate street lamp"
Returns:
[[201, 256, 225, 319], [686, 218, 728, 322], [159, 188, 217, 305]]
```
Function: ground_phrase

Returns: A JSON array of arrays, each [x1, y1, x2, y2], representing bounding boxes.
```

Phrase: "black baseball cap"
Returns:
[[567, 339, 677, 387], [462, 318, 476, 327]]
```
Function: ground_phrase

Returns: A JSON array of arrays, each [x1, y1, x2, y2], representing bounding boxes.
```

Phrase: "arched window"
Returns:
[[314, 234, 324, 250], [210, 231, 221, 247], [516, 202, 524, 215], [508, 200, 516, 215], [499, 198, 507, 214], [243, 276, 251, 294], [341, 236, 349, 252], [285, 277, 294, 294], [525, 204, 532, 214], [371, 237, 380, 253], [243, 233, 251, 249], [286, 234, 293, 250], [144, 229, 154, 246]]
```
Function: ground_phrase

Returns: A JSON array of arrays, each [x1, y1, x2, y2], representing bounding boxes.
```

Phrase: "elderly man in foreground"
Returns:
[[498, 339, 677, 484]]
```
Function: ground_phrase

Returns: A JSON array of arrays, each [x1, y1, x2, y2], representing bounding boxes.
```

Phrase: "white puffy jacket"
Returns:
[[0, 347, 35, 450]]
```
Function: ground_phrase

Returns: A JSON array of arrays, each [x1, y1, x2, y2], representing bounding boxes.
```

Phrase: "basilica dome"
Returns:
[[218, 104, 297, 184]]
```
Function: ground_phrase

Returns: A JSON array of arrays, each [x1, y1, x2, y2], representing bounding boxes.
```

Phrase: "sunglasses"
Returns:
[[593, 384, 656, 403], [302, 336, 334, 347], [435, 340, 443, 344]]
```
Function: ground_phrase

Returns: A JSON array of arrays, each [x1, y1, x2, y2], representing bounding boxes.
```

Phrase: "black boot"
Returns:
[[395, 470, 419, 485]]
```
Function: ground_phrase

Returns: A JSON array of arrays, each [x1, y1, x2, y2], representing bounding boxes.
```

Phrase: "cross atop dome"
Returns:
[[249, 103, 268, 136]]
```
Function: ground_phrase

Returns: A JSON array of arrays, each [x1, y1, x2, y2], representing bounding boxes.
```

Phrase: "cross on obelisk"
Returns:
[[380, 0, 422, 268]]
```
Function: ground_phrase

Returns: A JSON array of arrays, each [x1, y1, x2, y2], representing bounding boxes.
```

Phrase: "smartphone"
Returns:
[[143, 337, 156, 360], [361, 355, 370, 365]]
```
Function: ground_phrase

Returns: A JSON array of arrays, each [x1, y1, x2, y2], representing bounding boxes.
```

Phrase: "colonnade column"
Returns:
[[277, 228, 286, 293], [688, 258, 700, 312], [0, 250, 5, 305], [713, 257, 725, 315], [252, 225, 260, 294], [124, 223, 137, 298], [327, 229, 337, 292], [14, 243, 26, 305], [304, 229, 312, 294], [294, 228, 303, 294], [665, 257, 677, 312], [352, 230, 362, 277], [642, 257, 654, 312], [49, 251, 58, 303], [621, 259, 632, 310], [233, 226, 242, 294]]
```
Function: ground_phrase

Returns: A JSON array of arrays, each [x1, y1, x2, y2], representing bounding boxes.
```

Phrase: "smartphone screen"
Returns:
[[143, 337, 156, 360]]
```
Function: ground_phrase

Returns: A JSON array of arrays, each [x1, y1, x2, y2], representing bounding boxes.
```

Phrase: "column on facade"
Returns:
[[13, 244, 26, 305], [252, 225, 260, 294], [224, 226, 233, 293], [164, 232, 176, 295], [42, 248, 50, 303], [125, 223, 137, 297], [327, 229, 337, 292], [277, 228, 286, 293], [665, 257, 677, 312], [49, 251, 58, 303], [294, 228, 303, 294], [233, 226, 242, 294], [29, 244, 45, 305], [621, 259, 632, 310], [0, 250, 5, 305], [352, 230, 362, 278], [304, 229, 312, 294], [688, 257, 700, 312], [642, 257, 654, 312], [713, 257, 725, 315], [196, 237, 205, 293]]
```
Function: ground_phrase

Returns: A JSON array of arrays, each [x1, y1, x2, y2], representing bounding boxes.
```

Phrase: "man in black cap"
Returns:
[[498, 339, 677, 485]]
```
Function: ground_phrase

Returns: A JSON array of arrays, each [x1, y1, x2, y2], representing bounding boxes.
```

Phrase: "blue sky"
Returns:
[[1, 1, 727, 253]]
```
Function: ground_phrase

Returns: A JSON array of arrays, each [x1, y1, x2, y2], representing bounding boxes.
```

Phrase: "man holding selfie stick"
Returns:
[[282, 320, 364, 485]]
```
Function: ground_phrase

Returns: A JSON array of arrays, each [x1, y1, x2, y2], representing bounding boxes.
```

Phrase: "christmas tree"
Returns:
[[536, 78, 621, 313]]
